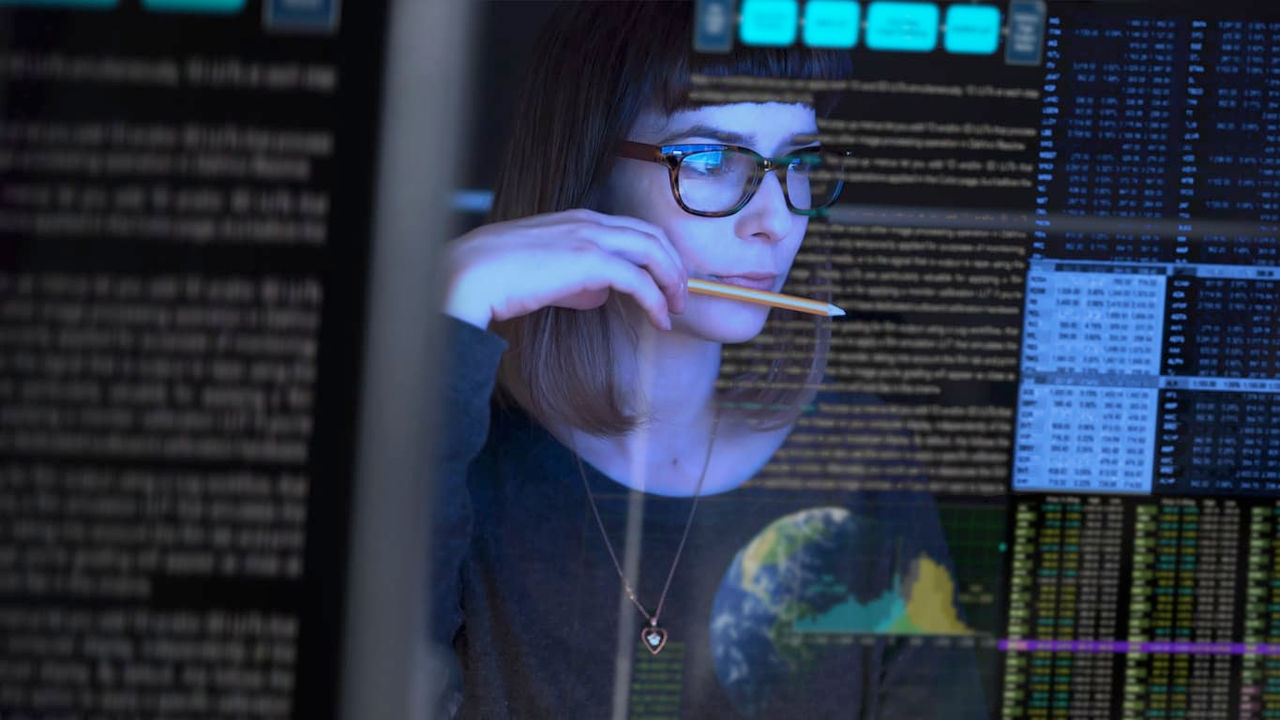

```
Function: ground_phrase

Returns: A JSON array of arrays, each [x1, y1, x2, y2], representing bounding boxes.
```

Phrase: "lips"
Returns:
[[708, 273, 779, 291]]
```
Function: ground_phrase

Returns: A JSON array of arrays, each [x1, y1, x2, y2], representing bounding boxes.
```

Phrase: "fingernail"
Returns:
[[662, 315, 672, 331]]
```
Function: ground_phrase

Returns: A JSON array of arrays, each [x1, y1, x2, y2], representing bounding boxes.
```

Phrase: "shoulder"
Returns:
[[442, 314, 508, 374], [467, 398, 571, 491]]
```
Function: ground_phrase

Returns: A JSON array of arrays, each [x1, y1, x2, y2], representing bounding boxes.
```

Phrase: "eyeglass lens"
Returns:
[[675, 149, 839, 215]]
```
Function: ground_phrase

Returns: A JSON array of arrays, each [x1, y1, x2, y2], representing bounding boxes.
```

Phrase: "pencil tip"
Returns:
[[831, 305, 846, 317]]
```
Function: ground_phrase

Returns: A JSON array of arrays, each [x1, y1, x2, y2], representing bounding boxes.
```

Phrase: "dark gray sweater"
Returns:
[[431, 316, 989, 719]]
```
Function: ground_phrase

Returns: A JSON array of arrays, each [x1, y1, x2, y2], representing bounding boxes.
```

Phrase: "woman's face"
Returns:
[[605, 102, 818, 344]]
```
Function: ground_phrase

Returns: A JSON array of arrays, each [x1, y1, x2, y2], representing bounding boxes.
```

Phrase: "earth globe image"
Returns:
[[709, 506, 971, 717]]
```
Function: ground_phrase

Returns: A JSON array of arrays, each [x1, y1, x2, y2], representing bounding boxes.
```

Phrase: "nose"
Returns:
[[734, 169, 793, 242]]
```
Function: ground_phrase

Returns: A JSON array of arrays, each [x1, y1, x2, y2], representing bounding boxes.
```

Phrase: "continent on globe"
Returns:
[[711, 506, 974, 717]]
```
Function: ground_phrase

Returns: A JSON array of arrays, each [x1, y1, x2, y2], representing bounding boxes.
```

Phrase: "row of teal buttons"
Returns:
[[0, 0, 243, 11], [741, 0, 1003, 54]]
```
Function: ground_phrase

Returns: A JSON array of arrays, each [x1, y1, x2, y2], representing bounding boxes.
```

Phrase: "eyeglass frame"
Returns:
[[615, 140, 848, 218]]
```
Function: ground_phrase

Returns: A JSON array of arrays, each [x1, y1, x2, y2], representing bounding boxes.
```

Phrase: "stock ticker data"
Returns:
[[697, 0, 1280, 717]]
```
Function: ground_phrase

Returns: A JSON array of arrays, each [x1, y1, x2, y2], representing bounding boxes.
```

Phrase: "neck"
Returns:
[[566, 305, 725, 496], [618, 316, 722, 429]]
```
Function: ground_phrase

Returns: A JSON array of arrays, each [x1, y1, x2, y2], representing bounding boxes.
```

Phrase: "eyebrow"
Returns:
[[656, 123, 821, 152]]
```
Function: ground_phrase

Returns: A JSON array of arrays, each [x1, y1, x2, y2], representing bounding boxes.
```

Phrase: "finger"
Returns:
[[516, 210, 687, 314], [569, 224, 687, 315], [528, 210, 686, 313], [582, 254, 672, 331], [572, 211, 688, 309]]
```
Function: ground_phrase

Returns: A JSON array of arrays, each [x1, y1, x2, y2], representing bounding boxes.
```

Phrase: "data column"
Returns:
[[1034, 15, 1183, 262], [1064, 498, 1126, 718], [1192, 18, 1280, 263], [1014, 264, 1165, 494], [1122, 500, 1241, 719], [1002, 497, 1128, 718], [1241, 503, 1280, 719]]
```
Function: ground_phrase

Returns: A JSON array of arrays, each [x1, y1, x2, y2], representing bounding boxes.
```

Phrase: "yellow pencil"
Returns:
[[687, 278, 845, 317]]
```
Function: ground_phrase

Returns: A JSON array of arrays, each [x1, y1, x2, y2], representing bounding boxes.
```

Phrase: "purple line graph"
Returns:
[[1000, 639, 1280, 656]]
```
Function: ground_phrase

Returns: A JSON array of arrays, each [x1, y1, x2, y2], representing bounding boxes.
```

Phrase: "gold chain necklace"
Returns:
[[572, 407, 722, 655]]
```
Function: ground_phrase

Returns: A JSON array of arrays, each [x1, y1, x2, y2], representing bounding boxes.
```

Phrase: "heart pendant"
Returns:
[[640, 625, 668, 655]]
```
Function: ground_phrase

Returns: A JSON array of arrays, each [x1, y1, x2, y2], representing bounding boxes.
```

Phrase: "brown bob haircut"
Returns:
[[488, 1, 851, 437]]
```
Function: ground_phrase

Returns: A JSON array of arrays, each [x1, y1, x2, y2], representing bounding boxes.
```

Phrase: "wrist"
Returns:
[[443, 268, 494, 331]]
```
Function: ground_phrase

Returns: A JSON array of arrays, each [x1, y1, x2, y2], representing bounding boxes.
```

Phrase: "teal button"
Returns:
[[0, 0, 115, 7], [740, 0, 798, 47], [803, 0, 860, 48], [865, 1, 939, 52], [945, 5, 1001, 54], [142, 0, 243, 12]]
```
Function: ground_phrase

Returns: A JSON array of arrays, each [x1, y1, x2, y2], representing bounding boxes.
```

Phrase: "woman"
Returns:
[[434, 2, 986, 717]]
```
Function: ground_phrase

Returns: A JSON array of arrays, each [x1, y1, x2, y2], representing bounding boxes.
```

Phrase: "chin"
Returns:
[[676, 296, 771, 344]]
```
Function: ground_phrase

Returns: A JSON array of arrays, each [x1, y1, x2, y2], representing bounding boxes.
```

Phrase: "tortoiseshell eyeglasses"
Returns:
[[616, 141, 848, 218]]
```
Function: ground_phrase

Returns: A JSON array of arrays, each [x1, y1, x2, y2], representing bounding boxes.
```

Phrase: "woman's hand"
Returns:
[[444, 209, 689, 331]]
